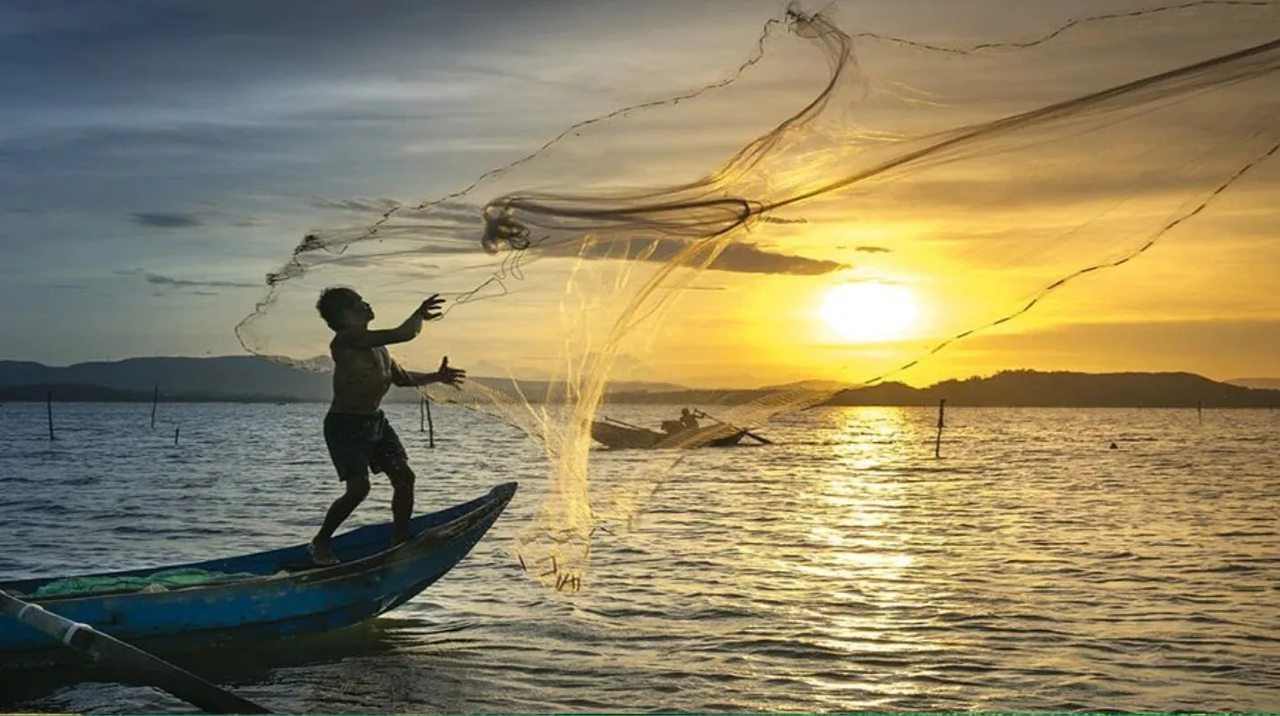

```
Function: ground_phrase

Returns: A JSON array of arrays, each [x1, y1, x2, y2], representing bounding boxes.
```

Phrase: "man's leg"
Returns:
[[311, 475, 370, 564], [386, 464, 416, 546], [372, 414, 415, 546]]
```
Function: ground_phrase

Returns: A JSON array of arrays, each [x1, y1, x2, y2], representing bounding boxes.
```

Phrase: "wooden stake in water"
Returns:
[[1197, 400, 1203, 424], [151, 383, 159, 429], [46, 390, 55, 441], [174, 427, 180, 446], [426, 396, 435, 449], [419, 395, 425, 432], [934, 399, 946, 459]]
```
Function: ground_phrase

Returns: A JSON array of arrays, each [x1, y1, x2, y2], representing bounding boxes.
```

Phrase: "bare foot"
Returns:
[[308, 539, 339, 566]]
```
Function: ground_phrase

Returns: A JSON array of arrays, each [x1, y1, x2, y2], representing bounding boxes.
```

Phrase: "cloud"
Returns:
[[117, 269, 258, 291], [551, 237, 847, 276], [760, 215, 809, 225], [710, 243, 848, 275], [959, 318, 1280, 373], [130, 212, 202, 229], [307, 196, 402, 213]]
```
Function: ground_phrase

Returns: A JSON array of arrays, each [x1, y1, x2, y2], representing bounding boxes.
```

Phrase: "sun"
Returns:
[[818, 282, 919, 343]]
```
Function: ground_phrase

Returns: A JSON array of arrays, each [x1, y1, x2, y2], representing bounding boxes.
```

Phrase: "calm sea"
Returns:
[[0, 402, 1277, 714]]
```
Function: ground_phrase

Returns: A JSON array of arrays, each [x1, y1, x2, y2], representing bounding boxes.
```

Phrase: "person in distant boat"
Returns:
[[680, 408, 701, 431], [308, 287, 466, 566]]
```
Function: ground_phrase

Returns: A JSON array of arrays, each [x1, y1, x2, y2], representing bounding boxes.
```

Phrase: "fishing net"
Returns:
[[31, 568, 260, 599], [236, 1, 1280, 590]]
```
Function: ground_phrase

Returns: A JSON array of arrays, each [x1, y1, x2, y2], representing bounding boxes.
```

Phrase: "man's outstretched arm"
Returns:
[[333, 295, 444, 350], [390, 357, 466, 388]]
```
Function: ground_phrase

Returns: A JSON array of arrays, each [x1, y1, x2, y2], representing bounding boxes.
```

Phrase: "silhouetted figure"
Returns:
[[308, 288, 466, 566], [680, 408, 701, 431]]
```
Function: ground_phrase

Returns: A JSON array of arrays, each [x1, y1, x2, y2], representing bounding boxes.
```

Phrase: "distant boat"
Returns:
[[589, 420, 748, 450], [0, 482, 517, 668]]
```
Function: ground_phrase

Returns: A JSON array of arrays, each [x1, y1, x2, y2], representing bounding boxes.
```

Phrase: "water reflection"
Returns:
[[788, 407, 945, 709], [4, 404, 1279, 713]]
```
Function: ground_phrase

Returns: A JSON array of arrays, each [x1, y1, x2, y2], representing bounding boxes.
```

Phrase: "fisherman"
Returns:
[[308, 288, 466, 565]]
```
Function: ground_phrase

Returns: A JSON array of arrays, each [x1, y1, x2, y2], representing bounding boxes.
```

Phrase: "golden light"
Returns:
[[819, 282, 919, 343]]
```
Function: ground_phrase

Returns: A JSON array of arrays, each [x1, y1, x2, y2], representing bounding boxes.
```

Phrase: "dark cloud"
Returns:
[[543, 237, 847, 276], [0, 0, 568, 103], [853, 245, 891, 254], [307, 197, 403, 213], [131, 212, 201, 229], [760, 216, 809, 225], [117, 269, 258, 290], [709, 242, 848, 276]]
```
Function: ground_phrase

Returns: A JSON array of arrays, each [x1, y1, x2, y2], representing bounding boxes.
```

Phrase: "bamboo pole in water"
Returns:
[[426, 396, 435, 449], [151, 383, 159, 429], [46, 390, 55, 441], [934, 399, 946, 459], [0, 590, 272, 714]]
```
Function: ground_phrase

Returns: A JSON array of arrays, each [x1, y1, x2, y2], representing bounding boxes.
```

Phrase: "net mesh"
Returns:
[[236, 1, 1280, 590]]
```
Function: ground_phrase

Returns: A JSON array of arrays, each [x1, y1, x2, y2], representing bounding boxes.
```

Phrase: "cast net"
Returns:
[[236, 1, 1280, 590]]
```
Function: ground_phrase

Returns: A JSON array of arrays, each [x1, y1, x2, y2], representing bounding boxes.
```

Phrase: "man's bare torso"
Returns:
[[330, 342, 394, 414]]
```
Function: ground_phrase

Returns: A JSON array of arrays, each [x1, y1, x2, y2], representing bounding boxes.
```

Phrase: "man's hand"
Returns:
[[435, 356, 466, 388], [417, 294, 446, 321]]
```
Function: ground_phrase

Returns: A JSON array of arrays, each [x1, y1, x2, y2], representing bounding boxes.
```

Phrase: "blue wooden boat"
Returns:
[[0, 481, 517, 668]]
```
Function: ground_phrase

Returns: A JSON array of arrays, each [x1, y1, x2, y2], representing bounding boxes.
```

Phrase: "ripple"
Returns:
[[2, 404, 1279, 713]]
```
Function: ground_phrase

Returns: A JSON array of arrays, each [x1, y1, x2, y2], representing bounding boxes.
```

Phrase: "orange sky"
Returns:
[[3, 1, 1278, 389]]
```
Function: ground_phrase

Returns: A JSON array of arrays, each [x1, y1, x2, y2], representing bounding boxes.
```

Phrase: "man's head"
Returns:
[[682, 408, 692, 417], [317, 287, 374, 330]]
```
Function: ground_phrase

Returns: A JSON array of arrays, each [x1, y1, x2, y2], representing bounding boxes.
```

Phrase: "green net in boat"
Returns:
[[32, 567, 261, 598]]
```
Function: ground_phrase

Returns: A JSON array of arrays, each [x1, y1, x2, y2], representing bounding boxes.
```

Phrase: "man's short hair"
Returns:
[[317, 287, 360, 330]]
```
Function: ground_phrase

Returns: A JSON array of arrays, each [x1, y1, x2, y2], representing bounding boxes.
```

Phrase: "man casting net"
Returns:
[[236, 1, 1280, 589]]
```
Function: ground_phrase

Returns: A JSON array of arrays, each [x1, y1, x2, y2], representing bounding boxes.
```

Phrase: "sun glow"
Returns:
[[819, 282, 919, 343]]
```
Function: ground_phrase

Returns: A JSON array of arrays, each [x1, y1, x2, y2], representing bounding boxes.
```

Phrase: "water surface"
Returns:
[[1, 402, 1277, 713]]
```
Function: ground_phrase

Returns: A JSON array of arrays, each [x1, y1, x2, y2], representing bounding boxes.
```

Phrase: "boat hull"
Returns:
[[589, 421, 747, 450], [0, 482, 517, 668]]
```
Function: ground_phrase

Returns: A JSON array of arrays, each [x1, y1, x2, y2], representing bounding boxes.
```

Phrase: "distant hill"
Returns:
[[1228, 377, 1280, 390], [612, 370, 1280, 408], [3, 359, 1278, 408], [828, 370, 1280, 408], [0, 356, 332, 400], [0, 383, 308, 404], [0, 356, 691, 404]]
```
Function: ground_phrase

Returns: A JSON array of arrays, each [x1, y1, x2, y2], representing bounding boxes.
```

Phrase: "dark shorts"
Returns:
[[324, 411, 408, 481]]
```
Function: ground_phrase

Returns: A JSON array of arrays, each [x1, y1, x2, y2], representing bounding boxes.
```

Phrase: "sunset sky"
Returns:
[[2, 0, 1278, 388]]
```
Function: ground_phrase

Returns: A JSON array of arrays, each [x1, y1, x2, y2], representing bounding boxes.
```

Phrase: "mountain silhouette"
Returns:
[[2, 359, 1278, 408]]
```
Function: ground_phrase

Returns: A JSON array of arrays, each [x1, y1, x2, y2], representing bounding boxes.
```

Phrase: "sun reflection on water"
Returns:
[[771, 406, 949, 707]]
